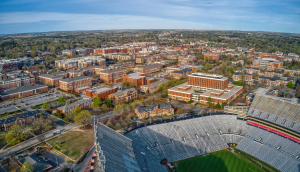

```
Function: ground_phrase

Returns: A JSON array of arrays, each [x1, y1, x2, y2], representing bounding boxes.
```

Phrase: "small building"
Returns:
[[86, 87, 118, 100], [18, 153, 53, 172], [136, 64, 162, 75], [108, 88, 138, 103], [123, 72, 155, 88], [58, 99, 92, 114], [170, 68, 192, 79], [140, 79, 168, 93], [135, 103, 174, 119]]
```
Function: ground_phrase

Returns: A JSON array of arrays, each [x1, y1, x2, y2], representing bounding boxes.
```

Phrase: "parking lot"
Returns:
[[0, 92, 68, 114]]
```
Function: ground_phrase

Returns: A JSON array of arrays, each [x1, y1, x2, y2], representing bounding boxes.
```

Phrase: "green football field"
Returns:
[[172, 149, 264, 172]]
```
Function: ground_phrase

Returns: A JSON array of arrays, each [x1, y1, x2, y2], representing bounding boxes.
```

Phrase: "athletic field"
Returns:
[[172, 149, 265, 172]]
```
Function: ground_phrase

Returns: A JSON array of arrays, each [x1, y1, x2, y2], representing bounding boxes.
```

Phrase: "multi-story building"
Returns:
[[244, 67, 260, 74], [135, 57, 147, 64], [0, 76, 35, 92], [168, 73, 243, 105], [0, 110, 41, 131], [99, 69, 125, 84], [94, 47, 131, 55], [232, 72, 253, 81], [264, 71, 283, 78], [203, 53, 220, 61], [39, 74, 63, 87], [108, 54, 136, 61], [108, 61, 135, 69], [123, 72, 155, 88], [62, 49, 76, 56], [258, 77, 294, 86], [55, 56, 106, 69], [166, 65, 183, 74], [58, 99, 92, 114], [86, 87, 118, 100], [232, 60, 244, 66], [170, 68, 192, 79], [252, 58, 283, 71], [76, 48, 94, 55], [59, 76, 92, 93], [135, 103, 174, 119], [284, 69, 300, 76], [140, 79, 168, 93], [0, 85, 48, 100], [136, 64, 162, 75], [108, 88, 138, 103], [0, 57, 34, 72]]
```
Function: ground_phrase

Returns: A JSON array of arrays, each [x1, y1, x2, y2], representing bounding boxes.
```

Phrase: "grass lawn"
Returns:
[[0, 135, 7, 149], [173, 149, 265, 172], [48, 130, 94, 160]]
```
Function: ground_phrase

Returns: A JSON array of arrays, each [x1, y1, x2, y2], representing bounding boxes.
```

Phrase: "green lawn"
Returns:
[[173, 149, 264, 172]]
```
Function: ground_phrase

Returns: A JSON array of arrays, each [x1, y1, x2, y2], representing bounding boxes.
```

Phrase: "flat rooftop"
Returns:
[[188, 73, 227, 80]]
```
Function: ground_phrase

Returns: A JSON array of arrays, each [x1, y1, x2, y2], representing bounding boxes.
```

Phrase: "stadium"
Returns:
[[94, 94, 300, 172]]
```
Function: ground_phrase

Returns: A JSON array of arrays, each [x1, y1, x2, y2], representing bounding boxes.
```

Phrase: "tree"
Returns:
[[58, 96, 65, 105], [74, 105, 82, 114], [205, 63, 211, 70], [42, 102, 49, 110], [287, 82, 295, 88], [215, 103, 221, 109], [74, 110, 92, 127], [284, 93, 288, 98], [5, 124, 28, 146], [221, 103, 228, 109], [229, 67, 234, 74], [21, 162, 34, 172], [101, 104, 108, 111], [207, 97, 212, 107], [114, 104, 124, 114], [65, 100, 70, 105], [92, 97, 102, 108], [32, 117, 52, 134], [105, 98, 113, 107]]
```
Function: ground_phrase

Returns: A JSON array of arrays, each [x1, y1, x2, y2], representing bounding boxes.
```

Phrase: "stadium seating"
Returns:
[[126, 115, 250, 171], [236, 127, 300, 172]]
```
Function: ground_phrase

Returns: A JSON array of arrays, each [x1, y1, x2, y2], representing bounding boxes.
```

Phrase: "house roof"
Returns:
[[111, 88, 136, 97], [0, 85, 48, 97], [171, 68, 192, 74], [136, 103, 173, 113], [100, 68, 125, 74], [0, 110, 41, 125], [58, 99, 92, 111], [140, 79, 168, 88], [137, 64, 161, 69], [60, 76, 91, 83], [19, 153, 52, 172]]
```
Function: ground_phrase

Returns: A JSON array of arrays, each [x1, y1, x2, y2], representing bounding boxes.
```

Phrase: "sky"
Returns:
[[0, 0, 299, 35]]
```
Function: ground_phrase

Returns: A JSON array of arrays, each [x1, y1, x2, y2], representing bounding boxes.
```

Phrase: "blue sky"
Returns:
[[0, 0, 299, 34]]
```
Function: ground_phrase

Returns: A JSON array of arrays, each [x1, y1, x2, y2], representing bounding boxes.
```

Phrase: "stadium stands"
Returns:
[[248, 94, 300, 133], [236, 127, 300, 172], [126, 115, 251, 172], [94, 122, 142, 172]]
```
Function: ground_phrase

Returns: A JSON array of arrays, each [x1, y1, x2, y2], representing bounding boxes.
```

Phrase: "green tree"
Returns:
[[284, 93, 288, 98], [21, 162, 34, 172], [42, 102, 49, 110], [229, 67, 234, 74], [287, 82, 295, 88], [221, 102, 228, 109], [114, 104, 124, 114], [74, 110, 92, 127], [215, 103, 221, 109], [65, 100, 70, 105], [93, 97, 102, 106], [50, 69, 56, 73], [105, 97, 113, 107], [74, 105, 82, 114], [207, 97, 212, 107], [58, 96, 65, 105], [5, 124, 28, 146]]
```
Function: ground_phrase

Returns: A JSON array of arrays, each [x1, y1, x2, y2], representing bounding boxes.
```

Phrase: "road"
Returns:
[[0, 111, 115, 159]]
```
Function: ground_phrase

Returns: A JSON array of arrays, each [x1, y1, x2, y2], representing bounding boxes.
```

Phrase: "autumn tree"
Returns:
[[21, 162, 34, 172], [5, 124, 29, 146], [42, 102, 49, 110], [74, 110, 92, 127]]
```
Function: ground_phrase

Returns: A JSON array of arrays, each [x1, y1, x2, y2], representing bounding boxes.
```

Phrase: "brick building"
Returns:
[[0, 85, 48, 100], [86, 87, 118, 101], [168, 73, 243, 105], [108, 88, 138, 103], [58, 99, 92, 114], [232, 60, 244, 66], [55, 56, 105, 69], [99, 69, 125, 84], [0, 110, 41, 131], [59, 76, 92, 93], [135, 57, 147, 64], [244, 67, 260, 74], [108, 61, 135, 69], [170, 68, 192, 79], [135, 103, 174, 119], [62, 49, 76, 56], [39, 74, 63, 87], [140, 79, 168, 93], [0, 76, 35, 92], [232, 72, 253, 81], [203, 53, 220, 61], [258, 77, 294, 86], [252, 58, 283, 71], [136, 64, 162, 75], [264, 71, 283, 78], [123, 72, 155, 88], [108, 54, 136, 61], [284, 69, 300, 76], [166, 65, 183, 74]]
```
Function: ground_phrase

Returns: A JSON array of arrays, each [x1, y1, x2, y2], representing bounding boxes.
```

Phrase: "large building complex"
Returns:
[[86, 87, 118, 100], [99, 69, 125, 84], [252, 58, 283, 71], [39, 74, 63, 87], [59, 76, 92, 93], [55, 56, 106, 69], [168, 73, 243, 105], [0, 58, 34, 72], [136, 64, 162, 75], [123, 72, 155, 88], [0, 85, 48, 100], [0, 76, 35, 92], [140, 79, 168, 93], [108, 54, 136, 61]]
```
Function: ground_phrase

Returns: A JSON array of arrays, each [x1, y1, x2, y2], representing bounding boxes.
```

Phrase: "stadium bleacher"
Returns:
[[126, 115, 250, 172], [236, 127, 300, 172]]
